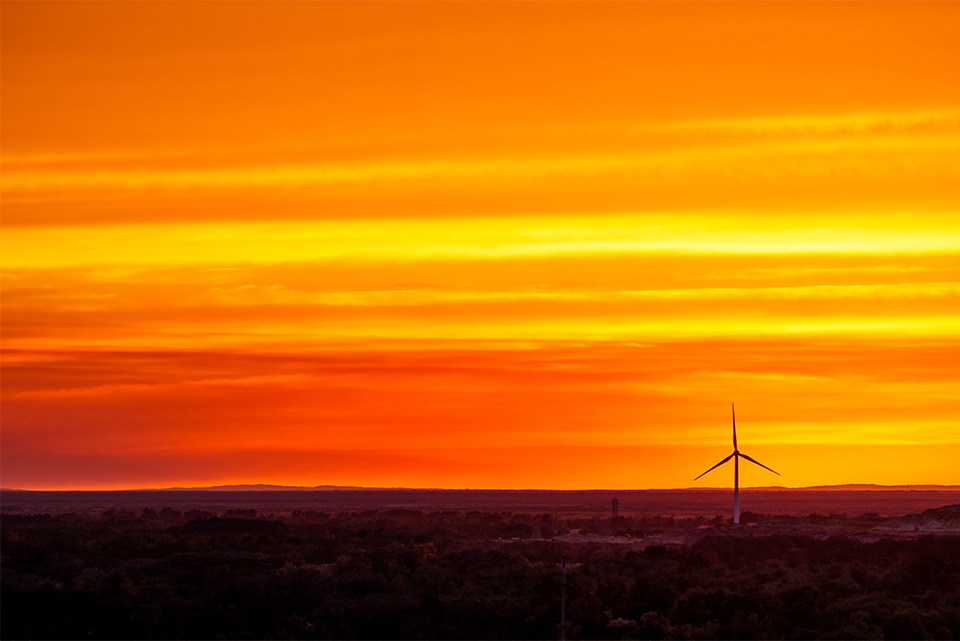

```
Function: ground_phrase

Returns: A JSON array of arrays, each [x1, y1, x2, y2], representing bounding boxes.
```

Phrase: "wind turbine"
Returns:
[[694, 404, 779, 524]]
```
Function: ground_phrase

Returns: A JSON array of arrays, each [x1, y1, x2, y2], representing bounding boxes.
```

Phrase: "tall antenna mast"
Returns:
[[611, 498, 619, 536]]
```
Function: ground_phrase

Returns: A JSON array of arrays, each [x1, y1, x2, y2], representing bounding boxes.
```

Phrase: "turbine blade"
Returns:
[[694, 452, 735, 481], [738, 452, 780, 476], [732, 403, 737, 450]]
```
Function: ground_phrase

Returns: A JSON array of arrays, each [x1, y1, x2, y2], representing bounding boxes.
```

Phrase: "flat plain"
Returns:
[[3, 486, 957, 518]]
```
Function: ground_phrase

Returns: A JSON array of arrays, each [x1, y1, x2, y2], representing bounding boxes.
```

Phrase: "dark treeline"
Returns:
[[2, 509, 959, 639]]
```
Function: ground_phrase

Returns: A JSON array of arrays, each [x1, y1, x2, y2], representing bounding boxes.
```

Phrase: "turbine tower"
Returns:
[[694, 404, 780, 524]]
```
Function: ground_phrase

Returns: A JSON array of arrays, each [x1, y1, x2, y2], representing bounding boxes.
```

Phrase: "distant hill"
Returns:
[[779, 484, 960, 492], [900, 504, 960, 524], [0, 484, 383, 492], [133, 483, 960, 492], [163, 484, 379, 491], [3, 483, 958, 492]]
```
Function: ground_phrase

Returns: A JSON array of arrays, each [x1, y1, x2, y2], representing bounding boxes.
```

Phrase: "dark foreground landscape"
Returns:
[[2, 488, 960, 640]]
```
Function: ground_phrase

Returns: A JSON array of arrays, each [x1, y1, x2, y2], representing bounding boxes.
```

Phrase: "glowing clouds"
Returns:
[[2, 1, 960, 489]]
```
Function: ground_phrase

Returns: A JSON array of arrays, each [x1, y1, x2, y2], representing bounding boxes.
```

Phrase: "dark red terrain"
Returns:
[[2, 486, 957, 517]]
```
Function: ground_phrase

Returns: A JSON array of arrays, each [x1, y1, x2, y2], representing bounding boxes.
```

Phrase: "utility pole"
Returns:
[[560, 555, 567, 641], [611, 498, 619, 536]]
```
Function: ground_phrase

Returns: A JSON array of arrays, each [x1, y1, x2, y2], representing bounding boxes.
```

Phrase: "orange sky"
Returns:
[[2, 1, 959, 490]]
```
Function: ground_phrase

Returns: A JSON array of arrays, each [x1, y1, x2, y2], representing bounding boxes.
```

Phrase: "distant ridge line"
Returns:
[[3, 483, 959, 492]]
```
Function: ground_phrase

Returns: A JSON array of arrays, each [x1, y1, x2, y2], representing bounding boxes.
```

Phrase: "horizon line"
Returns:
[[3, 482, 959, 493]]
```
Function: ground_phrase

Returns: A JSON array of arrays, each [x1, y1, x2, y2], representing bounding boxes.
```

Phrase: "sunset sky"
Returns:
[[2, 1, 959, 490]]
